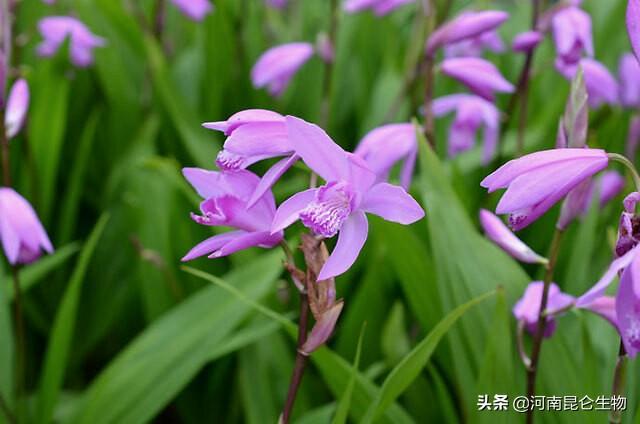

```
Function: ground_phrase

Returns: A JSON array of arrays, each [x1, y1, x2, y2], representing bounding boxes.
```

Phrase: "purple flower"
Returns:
[[0, 188, 53, 265], [481, 148, 609, 230], [266, 0, 287, 9], [615, 251, 640, 357], [5, 78, 28, 139], [426, 10, 509, 56], [512, 31, 543, 53], [444, 29, 505, 58], [615, 192, 640, 258], [251, 43, 314, 97], [432, 94, 500, 163], [344, 0, 414, 16], [552, 5, 593, 74], [513, 282, 575, 338], [619, 53, 640, 108], [577, 58, 619, 108], [170, 0, 213, 21], [354, 123, 417, 189], [627, 115, 640, 160], [271, 116, 424, 280], [202, 109, 298, 206], [316, 33, 334, 64], [37, 16, 106, 68], [628, 0, 640, 63], [440, 57, 514, 101], [479, 209, 547, 264], [181, 168, 283, 261]]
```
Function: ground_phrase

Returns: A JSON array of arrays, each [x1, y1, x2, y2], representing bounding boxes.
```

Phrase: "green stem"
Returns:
[[608, 153, 640, 191], [525, 228, 563, 424]]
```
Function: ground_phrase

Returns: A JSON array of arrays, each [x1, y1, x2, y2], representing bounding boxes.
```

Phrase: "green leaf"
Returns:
[[362, 290, 496, 422], [0, 267, 14, 412], [73, 253, 282, 424], [36, 214, 110, 424], [332, 323, 366, 424]]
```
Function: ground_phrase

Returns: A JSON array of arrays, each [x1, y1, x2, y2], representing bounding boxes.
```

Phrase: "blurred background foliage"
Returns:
[[0, 0, 638, 423]]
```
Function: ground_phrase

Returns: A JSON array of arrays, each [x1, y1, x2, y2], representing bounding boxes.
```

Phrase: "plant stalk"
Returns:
[[609, 341, 627, 424], [525, 228, 563, 424]]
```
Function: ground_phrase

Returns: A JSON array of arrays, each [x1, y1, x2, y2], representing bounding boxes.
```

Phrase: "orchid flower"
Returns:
[[170, 0, 213, 21], [551, 4, 593, 75], [5, 78, 28, 139], [481, 149, 609, 230], [426, 10, 509, 56], [344, 0, 414, 16], [37, 16, 106, 68], [628, 0, 640, 63], [181, 169, 283, 261], [251, 43, 314, 97], [440, 57, 514, 101], [444, 29, 505, 58], [0, 188, 53, 265], [512, 31, 543, 53], [354, 123, 417, 189], [615, 192, 640, 258], [432, 94, 500, 163], [619, 53, 640, 108], [202, 109, 299, 206], [271, 116, 424, 280]]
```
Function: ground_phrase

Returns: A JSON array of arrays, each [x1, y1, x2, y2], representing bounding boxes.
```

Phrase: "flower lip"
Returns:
[[300, 181, 354, 238]]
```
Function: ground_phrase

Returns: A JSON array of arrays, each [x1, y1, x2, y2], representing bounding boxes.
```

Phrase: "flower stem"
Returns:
[[609, 341, 627, 424], [280, 291, 310, 424], [319, 0, 339, 130], [525, 228, 563, 424], [422, 0, 436, 148], [608, 153, 640, 192]]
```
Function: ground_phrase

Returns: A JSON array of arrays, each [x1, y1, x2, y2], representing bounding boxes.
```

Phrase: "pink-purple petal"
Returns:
[[360, 183, 424, 224], [271, 188, 318, 233], [318, 211, 369, 280]]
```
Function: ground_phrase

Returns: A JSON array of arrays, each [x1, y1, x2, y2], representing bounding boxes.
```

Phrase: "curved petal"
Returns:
[[223, 121, 290, 156], [360, 183, 424, 224], [247, 154, 299, 208], [616, 255, 640, 357], [400, 147, 417, 190], [628, 0, 640, 63], [181, 231, 245, 261], [271, 188, 318, 233], [318, 211, 369, 280], [209, 231, 282, 258], [285, 116, 349, 182]]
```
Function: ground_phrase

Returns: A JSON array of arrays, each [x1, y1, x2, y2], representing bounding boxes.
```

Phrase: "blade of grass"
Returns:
[[332, 322, 366, 424]]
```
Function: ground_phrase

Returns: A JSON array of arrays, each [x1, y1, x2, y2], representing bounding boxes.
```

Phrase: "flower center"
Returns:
[[300, 182, 353, 238], [216, 150, 246, 171]]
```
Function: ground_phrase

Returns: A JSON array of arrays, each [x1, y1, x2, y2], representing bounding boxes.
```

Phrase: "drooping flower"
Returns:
[[627, 0, 640, 63], [481, 148, 609, 230], [251, 42, 314, 97], [440, 57, 514, 101], [619, 53, 640, 108], [170, 0, 213, 21], [432, 94, 500, 163], [202, 109, 299, 206], [512, 30, 543, 53], [181, 168, 283, 261], [37, 16, 106, 67], [271, 116, 424, 280], [444, 29, 505, 58], [615, 192, 640, 258], [0, 188, 53, 265], [479, 209, 547, 264], [344, 0, 414, 16], [354, 123, 417, 189], [513, 282, 575, 338], [5, 78, 29, 139], [627, 115, 640, 160], [426, 10, 509, 56], [551, 4, 593, 75]]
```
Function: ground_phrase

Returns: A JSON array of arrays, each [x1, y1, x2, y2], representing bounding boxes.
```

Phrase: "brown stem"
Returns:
[[609, 341, 627, 424], [525, 228, 563, 424], [152, 0, 166, 40], [516, 75, 531, 157], [280, 292, 310, 424]]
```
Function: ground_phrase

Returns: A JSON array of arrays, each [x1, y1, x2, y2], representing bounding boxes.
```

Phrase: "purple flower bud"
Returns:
[[513, 282, 575, 338], [616, 251, 640, 357], [628, 0, 640, 64], [251, 42, 314, 97], [481, 148, 609, 231], [432, 94, 500, 163], [315, 33, 334, 64], [479, 209, 547, 264], [344, 0, 414, 16], [444, 29, 505, 58], [37, 16, 106, 68], [627, 115, 640, 160], [0, 188, 53, 265], [619, 53, 640, 108], [426, 10, 509, 56], [354, 123, 417, 189], [512, 30, 543, 53], [170, 0, 213, 21], [615, 192, 640, 258], [181, 169, 283, 261], [440, 57, 514, 102], [5, 78, 29, 139], [551, 5, 593, 71], [300, 301, 344, 355]]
